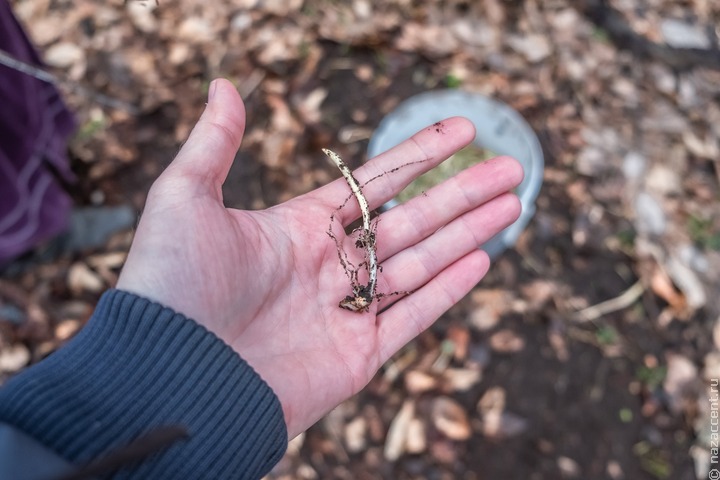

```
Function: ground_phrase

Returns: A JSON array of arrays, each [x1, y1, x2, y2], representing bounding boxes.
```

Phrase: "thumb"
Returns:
[[165, 79, 246, 195]]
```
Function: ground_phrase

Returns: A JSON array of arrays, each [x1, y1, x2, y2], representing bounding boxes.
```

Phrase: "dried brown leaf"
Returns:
[[344, 416, 367, 454], [445, 323, 470, 361], [468, 289, 514, 331], [507, 34, 552, 63], [256, 0, 303, 16], [650, 265, 686, 311], [663, 353, 699, 415], [127, 1, 158, 33], [441, 367, 482, 393], [557, 456, 581, 478], [286, 431, 305, 456], [384, 400, 415, 461], [294, 88, 328, 125], [404, 369, 438, 394], [683, 131, 719, 159], [489, 329, 525, 353], [478, 387, 528, 439], [177, 17, 215, 43], [55, 319, 82, 341], [478, 386, 506, 415], [0, 344, 30, 373], [68, 263, 105, 295], [395, 23, 459, 58], [431, 396, 471, 441], [520, 280, 560, 310], [484, 411, 529, 439], [44, 42, 84, 69], [87, 252, 127, 270], [405, 418, 426, 454]]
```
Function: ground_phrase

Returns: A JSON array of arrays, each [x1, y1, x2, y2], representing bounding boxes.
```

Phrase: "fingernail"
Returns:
[[208, 79, 218, 101]]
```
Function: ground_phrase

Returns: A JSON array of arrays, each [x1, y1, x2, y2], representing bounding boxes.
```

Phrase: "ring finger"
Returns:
[[374, 192, 521, 310]]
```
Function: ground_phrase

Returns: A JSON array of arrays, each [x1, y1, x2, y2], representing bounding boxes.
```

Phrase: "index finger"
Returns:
[[309, 117, 476, 226]]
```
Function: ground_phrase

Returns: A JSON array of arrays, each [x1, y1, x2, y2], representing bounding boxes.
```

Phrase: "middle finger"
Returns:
[[374, 155, 524, 262]]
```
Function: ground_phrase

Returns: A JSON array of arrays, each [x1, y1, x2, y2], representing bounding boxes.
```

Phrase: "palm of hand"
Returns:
[[122, 182, 383, 436], [118, 80, 523, 438]]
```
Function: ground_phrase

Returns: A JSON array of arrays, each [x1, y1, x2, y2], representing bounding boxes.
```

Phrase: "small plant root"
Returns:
[[324, 148, 378, 312], [324, 149, 431, 313]]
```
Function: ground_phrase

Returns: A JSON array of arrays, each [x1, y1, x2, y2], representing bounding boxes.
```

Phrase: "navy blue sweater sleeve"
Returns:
[[0, 289, 288, 479]]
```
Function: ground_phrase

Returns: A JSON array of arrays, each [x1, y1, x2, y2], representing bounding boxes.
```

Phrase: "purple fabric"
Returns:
[[0, 0, 76, 266]]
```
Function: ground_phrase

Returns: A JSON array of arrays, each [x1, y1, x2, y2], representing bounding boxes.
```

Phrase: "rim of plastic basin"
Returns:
[[367, 89, 544, 258]]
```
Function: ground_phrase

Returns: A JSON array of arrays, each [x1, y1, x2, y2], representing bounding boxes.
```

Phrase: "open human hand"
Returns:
[[117, 79, 523, 439]]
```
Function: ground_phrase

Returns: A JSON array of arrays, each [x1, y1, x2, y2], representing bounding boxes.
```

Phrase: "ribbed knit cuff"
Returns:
[[0, 289, 288, 479]]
